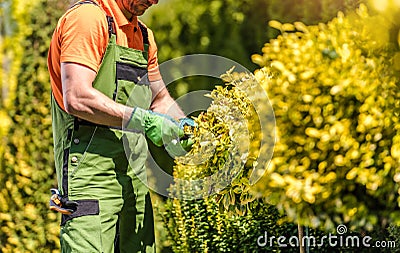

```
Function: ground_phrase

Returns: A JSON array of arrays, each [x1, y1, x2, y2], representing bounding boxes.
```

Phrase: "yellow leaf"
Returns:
[[282, 23, 295, 32], [268, 20, 282, 31], [294, 22, 309, 33], [305, 128, 320, 138]]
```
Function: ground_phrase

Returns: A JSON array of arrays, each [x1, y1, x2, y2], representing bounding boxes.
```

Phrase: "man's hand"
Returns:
[[126, 107, 184, 146], [178, 117, 196, 150], [163, 117, 196, 157]]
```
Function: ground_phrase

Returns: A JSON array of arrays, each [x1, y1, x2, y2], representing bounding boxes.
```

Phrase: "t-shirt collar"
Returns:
[[113, 6, 138, 28]]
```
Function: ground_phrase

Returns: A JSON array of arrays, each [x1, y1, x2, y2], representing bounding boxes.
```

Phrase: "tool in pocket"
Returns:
[[49, 188, 78, 215]]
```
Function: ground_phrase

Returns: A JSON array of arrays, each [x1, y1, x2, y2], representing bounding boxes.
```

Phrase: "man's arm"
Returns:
[[62, 62, 186, 127], [61, 62, 133, 127], [150, 79, 186, 120], [62, 62, 191, 148]]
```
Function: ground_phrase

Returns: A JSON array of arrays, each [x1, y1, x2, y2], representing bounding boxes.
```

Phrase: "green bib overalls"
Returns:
[[51, 1, 155, 252]]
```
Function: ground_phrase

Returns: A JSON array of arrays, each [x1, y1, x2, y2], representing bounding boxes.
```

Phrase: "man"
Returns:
[[47, 0, 193, 252]]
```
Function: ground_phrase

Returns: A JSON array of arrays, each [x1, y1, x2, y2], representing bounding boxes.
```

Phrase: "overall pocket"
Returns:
[[115, 61, 151, 109]]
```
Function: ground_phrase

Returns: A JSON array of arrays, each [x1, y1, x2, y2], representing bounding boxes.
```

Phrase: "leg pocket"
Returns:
[[61, 199, 100, 226], [60, 211, 103, 253]]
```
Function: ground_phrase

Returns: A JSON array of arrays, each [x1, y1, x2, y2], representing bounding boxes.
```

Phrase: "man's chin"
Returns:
[[133, 7, 148, 16], [133, 10, 146, 16]]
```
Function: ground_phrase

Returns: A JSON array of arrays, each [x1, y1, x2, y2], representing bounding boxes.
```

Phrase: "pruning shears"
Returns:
[[49, 188, 78, 215]]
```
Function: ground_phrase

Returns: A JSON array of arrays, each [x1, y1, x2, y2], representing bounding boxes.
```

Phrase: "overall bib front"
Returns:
[[51, 2, 155, 252]]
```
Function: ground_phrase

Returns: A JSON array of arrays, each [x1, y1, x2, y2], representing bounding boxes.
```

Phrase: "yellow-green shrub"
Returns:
[[163, 71, 296, 252], [252, 4, 400, 231], [170, 68, 274, 213]]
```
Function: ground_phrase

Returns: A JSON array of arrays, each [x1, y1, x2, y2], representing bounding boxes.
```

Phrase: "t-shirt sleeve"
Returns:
[[59, 4, 108, 72], [146, 28, 162, 82]]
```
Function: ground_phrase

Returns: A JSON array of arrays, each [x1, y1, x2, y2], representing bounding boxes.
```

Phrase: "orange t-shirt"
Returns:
[[47, 0, 161, 111]]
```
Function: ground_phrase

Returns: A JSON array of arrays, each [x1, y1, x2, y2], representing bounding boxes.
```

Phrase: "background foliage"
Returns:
[[143, 0, 362, 68], [252, 4, 400, 231], [142, 0, 361, 98], [0, 0, 69, 252]]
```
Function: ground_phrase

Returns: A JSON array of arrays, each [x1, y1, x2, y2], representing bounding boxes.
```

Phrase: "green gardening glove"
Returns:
[[125, 107, 184, 147], [178, 117, 196, 151], [165, 137, 195, 158], [165, 118, 196, 157], [179, 117, 196, 129]]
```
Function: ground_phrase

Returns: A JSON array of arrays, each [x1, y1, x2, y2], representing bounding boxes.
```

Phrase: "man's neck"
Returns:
[[121, 8, 134, 21], [115, 0, 135, 21]]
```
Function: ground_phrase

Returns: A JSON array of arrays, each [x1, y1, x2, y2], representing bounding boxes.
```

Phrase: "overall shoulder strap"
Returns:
[[106, 16, 116, 38], [70, 0, 116, 38], [138, 22, 149, 45], [71, 0, 98, 8]]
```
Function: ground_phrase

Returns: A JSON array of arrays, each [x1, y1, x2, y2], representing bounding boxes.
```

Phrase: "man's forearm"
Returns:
[[62, 62, 135, 128], [150, 79, 186, 119], [64, 86, 134, 127], [150, 96, 185, 119]]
